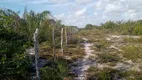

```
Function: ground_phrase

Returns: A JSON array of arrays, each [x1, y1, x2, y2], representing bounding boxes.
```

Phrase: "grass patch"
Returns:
[[87, 67, 142, 80], [123, 37, 142, 43], [87, 67, 125, 80], [40, 58, 73, 80], [124, 70, 142, 80], [94, 39, 110, 51], [121, 45, 142, 61], [96, 53, 121, 63]]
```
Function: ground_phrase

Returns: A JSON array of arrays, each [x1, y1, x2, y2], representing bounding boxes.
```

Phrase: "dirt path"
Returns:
[[71, 38, 95, 80]]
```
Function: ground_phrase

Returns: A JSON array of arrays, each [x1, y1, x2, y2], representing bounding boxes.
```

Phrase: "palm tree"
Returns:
[[0, 8, 20, 31], [22, 7, 51, 42]]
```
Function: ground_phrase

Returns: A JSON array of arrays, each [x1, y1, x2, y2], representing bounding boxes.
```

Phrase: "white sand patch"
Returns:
[[109, 45, 123, 52], [72, 38, 96, 80], [27, 48, 35, 55]]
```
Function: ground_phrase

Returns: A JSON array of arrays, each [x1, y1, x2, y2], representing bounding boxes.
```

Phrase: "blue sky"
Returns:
[[0, 0, 142, 28]]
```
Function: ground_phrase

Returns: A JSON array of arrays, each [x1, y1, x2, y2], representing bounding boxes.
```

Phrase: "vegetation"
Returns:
[[87, 67, 142, 80], [0, 7, 79, 80], [121, 45, 142, 61], [0, 27, 31, 80], [94, 39, 110, 51], [1, 6, 142, 80], [40, 58, 72, 80], [96, 53, 120, 63], [123, 37, 142, 43], [84, 20, 142, 35]]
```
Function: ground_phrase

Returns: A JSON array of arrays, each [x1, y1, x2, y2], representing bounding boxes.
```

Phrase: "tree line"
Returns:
[[85, 20, 142, 35]]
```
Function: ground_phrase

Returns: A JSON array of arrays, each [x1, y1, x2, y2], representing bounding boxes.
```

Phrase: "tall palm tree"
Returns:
[[22, 7, 51, 42]]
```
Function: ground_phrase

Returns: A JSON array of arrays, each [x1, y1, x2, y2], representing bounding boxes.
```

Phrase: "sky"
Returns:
[[0, 0, 142, 28]]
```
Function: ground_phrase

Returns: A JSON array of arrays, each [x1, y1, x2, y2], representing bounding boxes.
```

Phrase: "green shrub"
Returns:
[[40, 58, 72, 80], [87, 67, 125, 80], [133, 26, 142, 35], [0, 28, 31, 80]]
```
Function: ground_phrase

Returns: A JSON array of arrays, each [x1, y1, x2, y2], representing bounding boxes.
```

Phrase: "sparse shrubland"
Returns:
[[1, 6, 142, 80]]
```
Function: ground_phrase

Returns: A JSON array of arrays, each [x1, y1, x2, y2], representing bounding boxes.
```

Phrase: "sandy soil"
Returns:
[[71, 38, 96, 80]]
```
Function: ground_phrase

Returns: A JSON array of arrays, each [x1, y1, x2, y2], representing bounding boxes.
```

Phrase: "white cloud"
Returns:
[[32, 0, 69, 4], [0, 0, 69, 4], [75, 0, 93, 4], [75, 7, 86, 16]]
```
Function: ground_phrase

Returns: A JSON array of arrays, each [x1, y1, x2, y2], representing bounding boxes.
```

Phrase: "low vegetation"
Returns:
[[121, 45, 142, 61], [96, 53, 121, 63], [87, 67, 142, 80], [123, 37, 142, 43], [40, 58, 72, 80]]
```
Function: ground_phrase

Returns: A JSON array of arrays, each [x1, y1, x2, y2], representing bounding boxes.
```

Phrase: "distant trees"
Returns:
[[84, 20, 142, 35], [85, 24, 98, 30]]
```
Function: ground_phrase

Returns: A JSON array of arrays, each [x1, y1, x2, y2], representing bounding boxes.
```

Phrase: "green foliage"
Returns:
[[40, 58, 71, 80], [90, 20, 142, 35], [0, 28, 31, 80], [85, 24, 98, 30], [102, 21, 117, 29], [0, 8, 78, 80], [133, 26, 142, 35]]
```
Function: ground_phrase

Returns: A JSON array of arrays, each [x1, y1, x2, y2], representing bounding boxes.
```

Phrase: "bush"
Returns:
[[0, 28, 31, 80], [133, 26, 142, 35], [40, 58, 72, 80]]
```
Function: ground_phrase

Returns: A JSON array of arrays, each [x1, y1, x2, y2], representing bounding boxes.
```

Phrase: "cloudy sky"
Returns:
[[0, 0, 142, 27]]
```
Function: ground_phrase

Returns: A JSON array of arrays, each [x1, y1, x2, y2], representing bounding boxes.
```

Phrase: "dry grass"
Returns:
[[123, 37, 142, 43], [120, 45, 142, 61], [87, 66, 142, 80], [96, 52, 121, 63]]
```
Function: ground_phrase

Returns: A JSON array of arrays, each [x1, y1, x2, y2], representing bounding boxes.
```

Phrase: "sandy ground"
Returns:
[[71, 38, 96, 80]]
